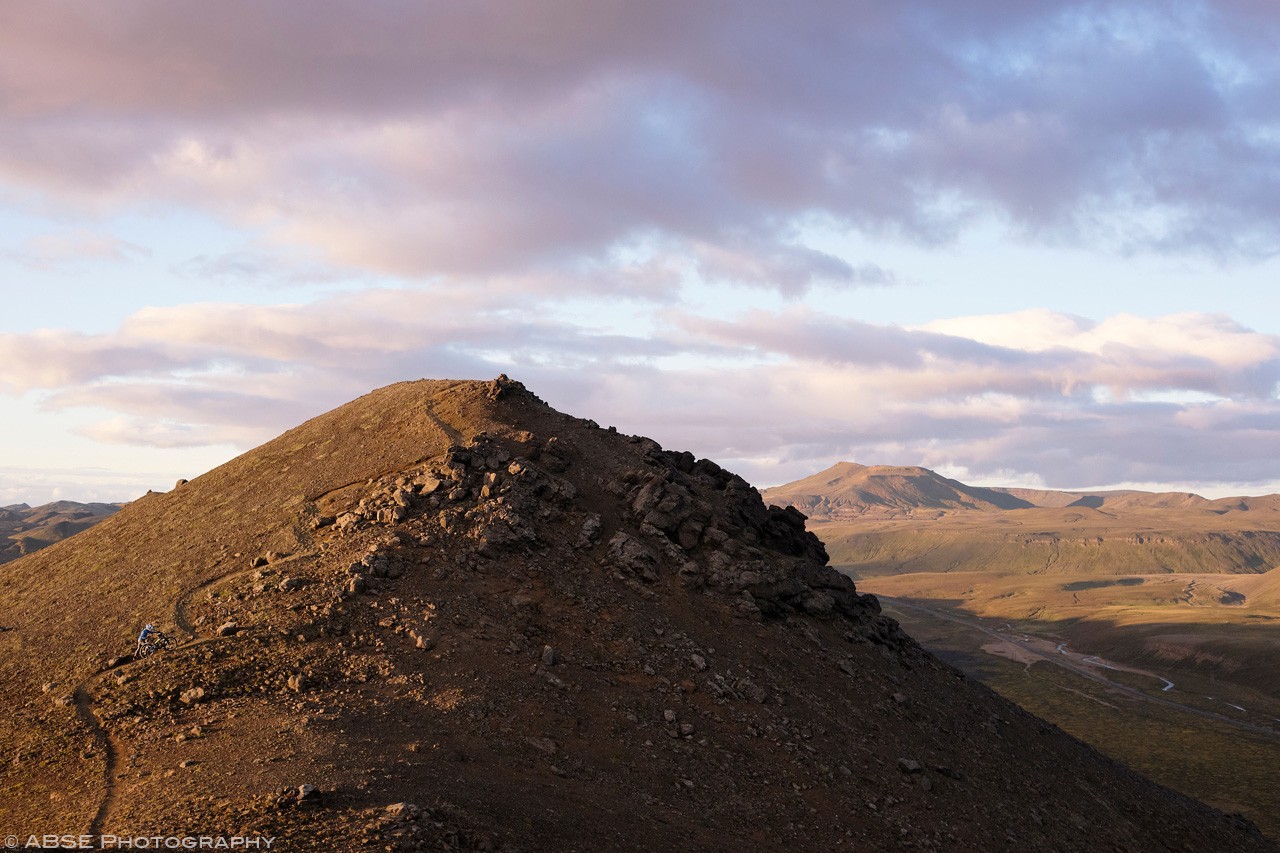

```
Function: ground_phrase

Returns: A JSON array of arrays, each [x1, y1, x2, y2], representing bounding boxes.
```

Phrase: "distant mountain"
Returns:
[[764, 463, 1277, 520], [993, 487, 1209, 511], [760, 461, 1033, 520], [762, 463, 1280, 577], [0, 500, 122, 563]]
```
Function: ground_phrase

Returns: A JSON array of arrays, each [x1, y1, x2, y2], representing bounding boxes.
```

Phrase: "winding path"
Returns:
[[881, 596, 1280, 741], [74, 549, 319, 837], [73, 684, 119, 838]]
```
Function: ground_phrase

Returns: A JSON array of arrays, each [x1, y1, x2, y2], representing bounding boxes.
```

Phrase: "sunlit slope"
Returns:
[[766, 463, 1280, 577], [761, 461, 1033, 519], [816, 511, 1280, 576]]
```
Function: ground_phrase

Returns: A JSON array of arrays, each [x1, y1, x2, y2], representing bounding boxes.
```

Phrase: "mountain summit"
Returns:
[[761, 461, 1034, 519], [1, 378, 1272, 850]]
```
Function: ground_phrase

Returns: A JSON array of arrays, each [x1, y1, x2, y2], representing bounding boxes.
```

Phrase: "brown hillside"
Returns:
[[996, 488, 1210, 511], [1, 378, 1273, 851], [765, 466, 1280, 577], [761, 461, 1033, 520], [0, 500, 121, 563]]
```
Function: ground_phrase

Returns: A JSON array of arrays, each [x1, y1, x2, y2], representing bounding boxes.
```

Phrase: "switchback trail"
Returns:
[[73, 683, 119, 838], [73, 550, 321, 837], [173, 551, 318, 638], [881, 596, 1280, 742]]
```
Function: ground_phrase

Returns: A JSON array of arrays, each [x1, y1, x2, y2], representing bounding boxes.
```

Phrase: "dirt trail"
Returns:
[[421, 387, 466, 444], [72, 684, 119, 837], [174, 552, 318, 638], [69, 550, 321, 837]]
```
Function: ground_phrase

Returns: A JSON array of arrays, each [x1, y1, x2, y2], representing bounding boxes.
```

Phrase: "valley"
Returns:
[[0, 500, 122, 564], [763, 461, 1280, 837]]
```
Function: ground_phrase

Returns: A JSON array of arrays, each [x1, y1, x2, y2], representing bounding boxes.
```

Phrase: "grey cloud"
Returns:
[[669, 309, 1065, 373], [0, 464, 180, 505], [570, 369, 1280, 493], [173, 249, 354, 286], [2, 2, 1277, 289]]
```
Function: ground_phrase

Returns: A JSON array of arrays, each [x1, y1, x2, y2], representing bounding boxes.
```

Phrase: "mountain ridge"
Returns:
[[0, 499, 122, 564], [1, 379, 1272, 850], [762, 462, 1280, 576], [763, 461, 1280, 520]]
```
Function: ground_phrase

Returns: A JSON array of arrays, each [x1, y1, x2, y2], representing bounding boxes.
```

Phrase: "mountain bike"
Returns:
[[135, 630, 175, 659]]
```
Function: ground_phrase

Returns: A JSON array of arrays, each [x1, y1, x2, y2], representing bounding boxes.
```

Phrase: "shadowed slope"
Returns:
[[1, 379, 1273, 851]]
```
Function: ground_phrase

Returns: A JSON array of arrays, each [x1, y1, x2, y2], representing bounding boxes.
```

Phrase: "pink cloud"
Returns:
[[2, 2, 1278, 290], [5, 230, 148, 269], [2, 296, 1278, 491]]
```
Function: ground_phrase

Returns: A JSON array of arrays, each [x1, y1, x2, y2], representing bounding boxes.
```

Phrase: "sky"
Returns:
[[2, 1, 1280, 505]]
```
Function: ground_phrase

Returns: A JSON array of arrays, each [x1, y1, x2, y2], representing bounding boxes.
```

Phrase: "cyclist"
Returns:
[[136, 623, 159, 657]]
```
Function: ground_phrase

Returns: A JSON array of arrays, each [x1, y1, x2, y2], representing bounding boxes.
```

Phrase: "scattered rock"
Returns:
[[608, 531, 657, 582], [216, 621, 240, 637], [898, 758, 923, 774], [385, 801, 421, 820], [250, 556, 268, 568], [180, 687, 206, 705], [541, 645, 559, 667], [577, 514, 602, 548], [690, 653, 708, 672], [287, 673, 307, 692], [277, 577, 302, 592], [526, 736, 559, 755]]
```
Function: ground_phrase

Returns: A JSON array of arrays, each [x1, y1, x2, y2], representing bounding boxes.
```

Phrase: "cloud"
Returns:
[[1, 1, 1278, 295], [3, 4, 1280, 498], [172, 248, 354, 286], [5, 230, 149, 269], [0, 465, 178, 505], [4, 294, 1278, 493]]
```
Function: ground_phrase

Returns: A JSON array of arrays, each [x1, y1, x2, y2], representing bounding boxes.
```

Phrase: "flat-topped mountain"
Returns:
[[764, 463, 1280, 576], [995, 487, 1211, 511], [0, 500, 122, 563], [761, 462, 1034, 520], [1, 379, 1272, 850]]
